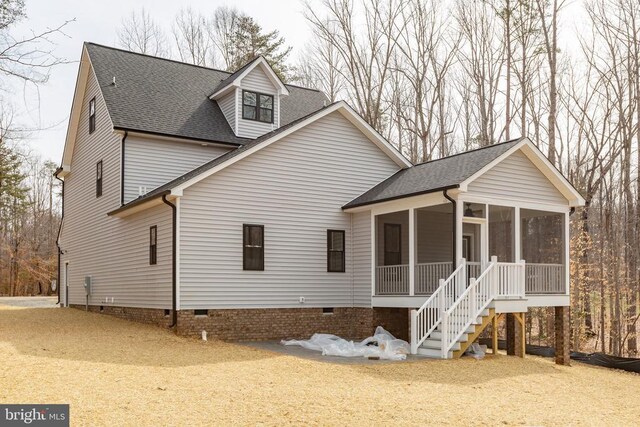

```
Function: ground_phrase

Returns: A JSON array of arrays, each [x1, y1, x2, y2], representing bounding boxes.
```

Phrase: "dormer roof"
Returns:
[[209, 56, 290, 100], [76, 43, 326, 147]]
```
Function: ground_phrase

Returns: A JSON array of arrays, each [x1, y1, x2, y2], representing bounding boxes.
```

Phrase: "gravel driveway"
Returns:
[[0, 296, 58, 308]]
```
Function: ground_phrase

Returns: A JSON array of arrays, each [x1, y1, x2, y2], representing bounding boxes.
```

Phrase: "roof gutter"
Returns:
[[120, 131, 128, 206], [443, 189, 457, 268], [112, 126, 246, 148], [161, 194, 178, 329], [107, 190, 171, 216], [342, 184, 459, 211]]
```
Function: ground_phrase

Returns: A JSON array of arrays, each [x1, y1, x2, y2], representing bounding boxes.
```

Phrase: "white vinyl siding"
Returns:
[[467, 150, 567, 206], [217, 90, 236, 133], [179, 111, 400, 309], [123, 136, 230, 203], [59, 67, 172, 309], [352, 211, 372, 306], [236, 67, 279, 138]]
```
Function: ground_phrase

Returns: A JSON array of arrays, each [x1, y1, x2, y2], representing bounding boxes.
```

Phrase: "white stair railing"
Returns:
[[410, 259, 466, 354], [441, 259, 498, 357]]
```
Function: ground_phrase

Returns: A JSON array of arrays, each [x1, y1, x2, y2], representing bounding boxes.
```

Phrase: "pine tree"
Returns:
[[228, 15, 293, 81]]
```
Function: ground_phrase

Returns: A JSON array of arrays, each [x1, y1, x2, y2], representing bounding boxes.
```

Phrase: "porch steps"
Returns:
[[417, 308, 494, 359]]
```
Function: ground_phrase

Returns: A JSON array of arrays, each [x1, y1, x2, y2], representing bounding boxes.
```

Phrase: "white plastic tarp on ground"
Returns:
[[281, 326, 410, 360]]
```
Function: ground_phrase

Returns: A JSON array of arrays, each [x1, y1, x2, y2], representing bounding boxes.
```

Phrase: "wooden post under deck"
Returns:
[[491, 314, 499, 354], [514, 313, 526, 358]]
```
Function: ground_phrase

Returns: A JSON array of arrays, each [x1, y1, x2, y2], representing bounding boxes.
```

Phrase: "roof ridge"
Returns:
[[84, 42, 233, 75], [412, 137, 524, 167], [85, 41, 323, 94]]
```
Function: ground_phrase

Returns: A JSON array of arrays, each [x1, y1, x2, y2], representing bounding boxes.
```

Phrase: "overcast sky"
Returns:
[[11, 0, 588, 165], [11, 0, 310, 163]]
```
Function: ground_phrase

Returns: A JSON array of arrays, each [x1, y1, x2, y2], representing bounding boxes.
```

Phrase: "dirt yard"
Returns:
[[1, 305, 638, 426]]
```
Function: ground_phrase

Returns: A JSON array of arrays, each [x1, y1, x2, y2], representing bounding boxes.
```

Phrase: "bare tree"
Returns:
[[304, 0, 406, 131], [116, 8, 169, 57], [172, 8, 214, 67]]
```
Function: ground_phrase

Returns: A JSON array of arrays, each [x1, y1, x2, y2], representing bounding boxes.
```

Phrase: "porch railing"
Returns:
[[415, 262, 453, 294], [496, 260, 526, 298], [375, 264, 410, 295], [525, 263, 565, 294]]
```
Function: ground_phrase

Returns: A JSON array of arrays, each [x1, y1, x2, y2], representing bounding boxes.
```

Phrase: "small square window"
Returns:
[[322, 307, 334, 314], [194, 309, 208, 316], [242, 90, 274, 123]]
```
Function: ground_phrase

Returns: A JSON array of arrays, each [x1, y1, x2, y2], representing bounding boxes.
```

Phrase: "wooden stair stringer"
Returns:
[[452, 308, 496, 359]]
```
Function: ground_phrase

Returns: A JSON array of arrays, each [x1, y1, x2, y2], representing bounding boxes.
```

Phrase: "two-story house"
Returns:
[[56, 43, 583, 362]]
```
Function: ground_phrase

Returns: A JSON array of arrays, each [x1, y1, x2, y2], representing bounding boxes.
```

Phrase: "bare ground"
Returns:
[[0, 305, 638, 426]]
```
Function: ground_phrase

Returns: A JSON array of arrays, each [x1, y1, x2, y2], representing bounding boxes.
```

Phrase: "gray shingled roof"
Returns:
[[86, 43, 328, 145], [342, 138, 524, 209]]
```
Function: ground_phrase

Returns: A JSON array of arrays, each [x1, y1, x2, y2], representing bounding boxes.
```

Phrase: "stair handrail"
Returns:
[[441, 257, 498, 356], [410, 258, 466, 354]]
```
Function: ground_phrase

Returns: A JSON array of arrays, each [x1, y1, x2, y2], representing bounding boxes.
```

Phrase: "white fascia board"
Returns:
[[459, 138, 527, 192], [337, 104, 412, 169], [209, 83, 237, 100], [209, 57, 290, 100], [109, 194, 179, 218], [172, 101, 410, 194], [237, 58, 289, 96], [460, 137, 585, 207], [518, 141, 586, 207], [60, 46, 118, 176], [60, 47, 91, 172]]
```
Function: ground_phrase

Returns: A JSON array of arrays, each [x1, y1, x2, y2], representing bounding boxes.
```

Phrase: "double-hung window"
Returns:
[[149, 226, 157, 265], [242, 90, 274, 123], [243, 224, 264, 270], [327, 230, 345, 272]]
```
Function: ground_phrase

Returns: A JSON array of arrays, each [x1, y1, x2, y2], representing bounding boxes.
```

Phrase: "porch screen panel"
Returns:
[[384, 224, 402, 266], [489, 205, 515, 262], [521, 209, 563, 264]]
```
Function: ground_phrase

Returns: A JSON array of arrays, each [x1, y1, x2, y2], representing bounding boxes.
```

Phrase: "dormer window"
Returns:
[[242, 90, 273, 123]]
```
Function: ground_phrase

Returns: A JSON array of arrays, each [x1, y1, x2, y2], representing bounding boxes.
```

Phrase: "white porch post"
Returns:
[[371, 211, 376, 297], [514, 207, 521, 262], [409, 208, 416, 296], [455, 199, 463, 265], [564, 210, 570, 295]]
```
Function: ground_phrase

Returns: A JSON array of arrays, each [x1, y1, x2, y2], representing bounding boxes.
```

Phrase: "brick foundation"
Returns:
[[554, 306, 570, 366], [70, 304, 173, 328], [506, 313, 524, 357], [70, 305, 409, 341]]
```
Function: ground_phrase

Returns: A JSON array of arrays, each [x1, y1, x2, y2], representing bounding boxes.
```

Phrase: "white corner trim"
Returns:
[[172, 102, 411, 194], [209, 57, 290, 100], [175, 197, 181, 310], [460, 137, 585, 207]]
